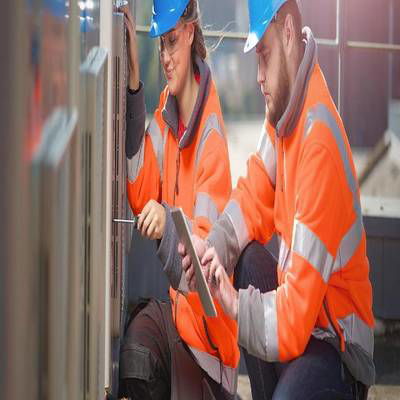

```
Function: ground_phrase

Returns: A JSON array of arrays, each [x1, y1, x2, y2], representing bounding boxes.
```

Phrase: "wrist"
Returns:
[[129, 78, 139, 92], [232, 289, 239, 321]]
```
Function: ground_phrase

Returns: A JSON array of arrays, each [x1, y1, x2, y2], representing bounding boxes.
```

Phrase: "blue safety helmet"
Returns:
[[43, 0, 68, 18], [149, 0, 190, 38], [244, 0, 287, 53]]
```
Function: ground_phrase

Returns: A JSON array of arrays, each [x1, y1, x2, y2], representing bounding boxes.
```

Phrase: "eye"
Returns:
[[168, 35, 177, 46]]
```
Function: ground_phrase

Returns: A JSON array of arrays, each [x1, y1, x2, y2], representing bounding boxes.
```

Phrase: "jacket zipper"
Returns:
[[280, 137, 285, 192], [174, 144, 180, 206]]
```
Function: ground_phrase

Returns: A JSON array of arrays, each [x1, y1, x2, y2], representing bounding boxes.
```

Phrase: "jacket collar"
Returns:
[[276, 26, 317, 138], [162, 56, 212, 148]]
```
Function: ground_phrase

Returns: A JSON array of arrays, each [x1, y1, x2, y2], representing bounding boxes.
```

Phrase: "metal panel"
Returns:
[[108, 12, 131, 397], [382, 239, 400, 319], [33, 108, 78, 400], [80, 46, 109, 399], [0, 0, 37, 398], [366, 237, 384, 316], [363, 197, 400, 319]]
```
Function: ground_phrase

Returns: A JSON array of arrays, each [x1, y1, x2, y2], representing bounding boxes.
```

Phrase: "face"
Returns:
[[256, 24, 290, 128], [159, 22, 194, 96]]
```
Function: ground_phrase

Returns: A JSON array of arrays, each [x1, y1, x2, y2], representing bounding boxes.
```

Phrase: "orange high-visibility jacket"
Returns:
[[208, 28, 375, 386], [126, 57, 239, 393]]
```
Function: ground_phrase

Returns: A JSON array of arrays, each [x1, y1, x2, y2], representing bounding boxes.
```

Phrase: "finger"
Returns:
[[146, 218, 158, 239], [178, 242, 187, 257], [201, 261, 209, 282], [124, 15, 135, 36], [140, 209, 154, 237], [120, 5, 135, 29], [118, 4, 129, 16], [123, 15, 133, 35], [185, 266, 196, 291], [201, 247, 216, 266], [181, 254, 192, 272], [208, 257, 219, 286], [137, 211, 145, 231], [137, 201, 152, 230], [214, 265, 225, 286]]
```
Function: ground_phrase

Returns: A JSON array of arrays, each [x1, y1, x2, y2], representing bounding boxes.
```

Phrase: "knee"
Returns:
[[119, 343, 169, 399], [234, 241, 277, 292], [120, 376, 170, 400]]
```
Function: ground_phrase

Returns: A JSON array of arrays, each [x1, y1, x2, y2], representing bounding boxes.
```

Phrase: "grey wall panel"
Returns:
[[382, 239, 400, 319], [366, 237, 384, 315], [364, 213, 400, 319]]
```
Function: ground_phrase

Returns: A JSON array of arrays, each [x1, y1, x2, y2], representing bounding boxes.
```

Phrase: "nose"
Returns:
[[257, 55, 266, 88], [161, 49, 172, 71]]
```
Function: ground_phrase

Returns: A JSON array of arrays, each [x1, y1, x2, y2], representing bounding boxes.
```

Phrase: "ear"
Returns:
[[282, 13, 295, 57], [186, 22, 195, 47]]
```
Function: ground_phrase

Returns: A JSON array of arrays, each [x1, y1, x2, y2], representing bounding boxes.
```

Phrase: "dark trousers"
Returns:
[[234, 241, 359, 400], [119, 298, 233, 400]]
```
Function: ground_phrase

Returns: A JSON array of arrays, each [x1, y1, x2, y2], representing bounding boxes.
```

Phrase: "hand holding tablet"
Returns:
[[171, 207, 217, 317]]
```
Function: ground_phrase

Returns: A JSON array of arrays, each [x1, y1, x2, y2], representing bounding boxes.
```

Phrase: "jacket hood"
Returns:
[[276, 26, 317, 137]]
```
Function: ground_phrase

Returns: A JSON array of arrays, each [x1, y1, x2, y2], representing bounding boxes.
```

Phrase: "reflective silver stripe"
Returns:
[[224, 199, 250, 253], [304, 104, 357, 197], [194, 192, 219, 224], [189, 346, 238, 394], [312, 314, 374, 357], [195, 113, 225, 168], [147, 118, 164, 176], [278, 236, 291, 272], [303, 103, 363, 271], [333, 219, 363, 271], [312, 325, 336, 342], [127, 137, 145, 182], [257, 128, 276, 187], [262, 290, 279, 361], [338, 313, 374, 356], [292, 218, 334, 283]]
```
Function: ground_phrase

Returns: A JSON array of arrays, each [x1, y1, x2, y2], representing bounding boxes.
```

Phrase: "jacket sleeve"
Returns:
[[126, 93, 165, 215], [238, 142, 348, 362], [207, 121, 277, 275], [157, 129, 231, 290], [126, 82, 146, 158]]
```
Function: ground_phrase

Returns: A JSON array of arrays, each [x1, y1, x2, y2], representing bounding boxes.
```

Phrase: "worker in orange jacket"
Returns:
[[180, 1, 375, 399], [118, 1, 239, 399]]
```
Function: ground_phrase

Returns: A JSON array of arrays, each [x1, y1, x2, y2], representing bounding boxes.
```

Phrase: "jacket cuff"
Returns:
[[126, 81, 146, 158], [207, 213, 241, 276], [238, 286, 268, 361], [156, 203, 188, 292]]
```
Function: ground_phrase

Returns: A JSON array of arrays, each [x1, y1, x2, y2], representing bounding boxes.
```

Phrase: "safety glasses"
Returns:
[[158, 23, 187, 62]]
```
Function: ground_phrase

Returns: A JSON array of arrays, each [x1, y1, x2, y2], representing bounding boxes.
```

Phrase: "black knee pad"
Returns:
[[119, 343, 170, 400]]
